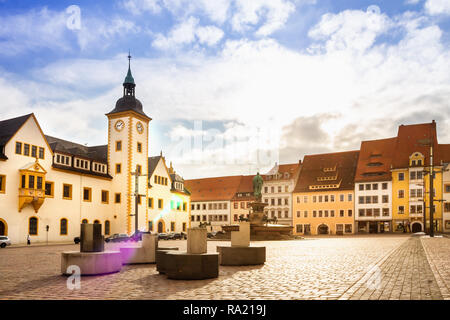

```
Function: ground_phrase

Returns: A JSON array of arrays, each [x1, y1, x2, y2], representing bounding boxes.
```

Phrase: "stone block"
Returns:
[[231, 221, 250, 247], [217, 246, 266, 266], [187, 227, 207, 254], [156, 247, 179, 274], [80, 223, 104, 253], [142, 234, 158, 249], [61, 250, 122, 275], [119, 234, 158, 264], [164, 251, 219, 280]]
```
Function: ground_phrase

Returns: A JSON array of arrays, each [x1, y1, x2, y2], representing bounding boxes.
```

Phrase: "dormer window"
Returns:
[[74, 158, 90, 170], [93, 162, 107, 174], [54, 153, 71, 166], [323, 165, 337, 172]]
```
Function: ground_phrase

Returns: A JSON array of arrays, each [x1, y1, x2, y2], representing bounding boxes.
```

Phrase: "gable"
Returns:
[[3, 114, 53, 158], [19, 160, 47, 174]]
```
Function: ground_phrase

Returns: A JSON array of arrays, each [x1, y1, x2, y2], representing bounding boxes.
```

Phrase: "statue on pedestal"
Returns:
[[252, 172, 263, 202]]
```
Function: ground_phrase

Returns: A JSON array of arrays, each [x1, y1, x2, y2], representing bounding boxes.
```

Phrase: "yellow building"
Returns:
[[390, 121, 448, 233], [293, 151, 359, 235]]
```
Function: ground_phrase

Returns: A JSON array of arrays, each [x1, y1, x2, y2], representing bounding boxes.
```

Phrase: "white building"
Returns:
[[0, 59, 189, 244], [354, 138, 395, 233], [262, 162, 301, 226], [147, 156, 190, 233]]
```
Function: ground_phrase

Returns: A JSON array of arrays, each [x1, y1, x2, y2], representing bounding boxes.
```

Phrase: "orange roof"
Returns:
[[391, 121, 440, 168], [185, 175, 243, 202], [294, 150, 359, 193], [355, 137, 397, 182]]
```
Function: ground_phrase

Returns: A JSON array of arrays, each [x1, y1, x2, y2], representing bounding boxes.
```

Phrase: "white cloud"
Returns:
[[121, 0, 162, 15], [76, 18, 141, 51], [122, 0, 300, 36], [231, 0, 296, 36], [162, 0, 231, 24], [152, 16, 223, 49], [195, 25, 225, 46], [425, 0, 450, 15], [2, 5, 450, 178], [0, 8, 69, 55], [308, 6, 393, 53], [0, 7, 140, 55], [405, 0, 421, 4]]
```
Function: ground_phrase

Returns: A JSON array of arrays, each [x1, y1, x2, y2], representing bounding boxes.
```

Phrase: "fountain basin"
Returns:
[[61, 250, 122, 276]]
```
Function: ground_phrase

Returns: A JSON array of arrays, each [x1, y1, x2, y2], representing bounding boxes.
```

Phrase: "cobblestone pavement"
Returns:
[[421, 237, 450, 300], [0, 235, 447, 300], [340, 237, 442, 300]]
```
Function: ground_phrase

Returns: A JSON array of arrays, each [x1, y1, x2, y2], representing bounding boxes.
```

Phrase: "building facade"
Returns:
[[262, 162, 301, 226], [0, 60, 189, 244], [185, 176, 242, 231], [293, 151, 359, 235], [390, 122, 445, 233], [147, 156, 190, 234], [354, 138, 396, 233], [231, 175, 254, 223]]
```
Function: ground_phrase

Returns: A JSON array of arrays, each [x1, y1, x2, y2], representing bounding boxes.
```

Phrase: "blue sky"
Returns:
[[0, 0, 450, 178]]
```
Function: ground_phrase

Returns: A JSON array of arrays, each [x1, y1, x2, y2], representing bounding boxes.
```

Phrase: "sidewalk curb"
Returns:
[[7, 242, 74, 249]]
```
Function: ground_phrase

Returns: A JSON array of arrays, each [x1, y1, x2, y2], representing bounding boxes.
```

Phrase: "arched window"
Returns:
[[82, 219, 88, 224], [105, 220, 110, 235], [94, 220, 100, 224], [60, 218, 68, 235], [29, 217, 38, 235]]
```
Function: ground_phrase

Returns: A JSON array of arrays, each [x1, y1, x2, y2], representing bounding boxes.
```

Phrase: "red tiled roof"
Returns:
[[355, 137, 397, 182], [185, 175, 243, 202], [294, 150, 360, 193], [232, 175, 255, 201], [438, 144, 450, 163], [391, 121, 440, 168]]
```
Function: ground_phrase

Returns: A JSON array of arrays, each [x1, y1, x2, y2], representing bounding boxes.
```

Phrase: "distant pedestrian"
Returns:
[[27, 234, 31, 245]]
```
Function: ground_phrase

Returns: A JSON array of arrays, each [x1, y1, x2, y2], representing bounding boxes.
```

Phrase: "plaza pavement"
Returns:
[[0, 234, 448, 300]]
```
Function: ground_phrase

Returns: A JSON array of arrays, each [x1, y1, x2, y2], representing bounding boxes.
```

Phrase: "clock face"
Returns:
[[136, 122, 143, 133], [115, 120, 125, 131]]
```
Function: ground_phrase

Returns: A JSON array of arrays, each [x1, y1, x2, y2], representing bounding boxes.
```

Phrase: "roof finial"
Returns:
[[128, 50, 131, 69]]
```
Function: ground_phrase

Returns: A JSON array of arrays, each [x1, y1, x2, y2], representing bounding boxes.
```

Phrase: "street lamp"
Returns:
[[130, 166, 148, 236], [418, 135, 435, 237]]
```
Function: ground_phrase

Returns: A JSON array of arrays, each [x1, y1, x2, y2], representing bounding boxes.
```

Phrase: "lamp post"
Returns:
[[419, 134, 434, 237], [130, 166, 147, 236]]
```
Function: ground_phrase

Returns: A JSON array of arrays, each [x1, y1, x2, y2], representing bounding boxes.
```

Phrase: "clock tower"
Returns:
[[106, 54, 151, 234]]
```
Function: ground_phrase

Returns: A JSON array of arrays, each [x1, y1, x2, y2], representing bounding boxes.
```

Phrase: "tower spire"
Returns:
[[123, 51, 135, 97]]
